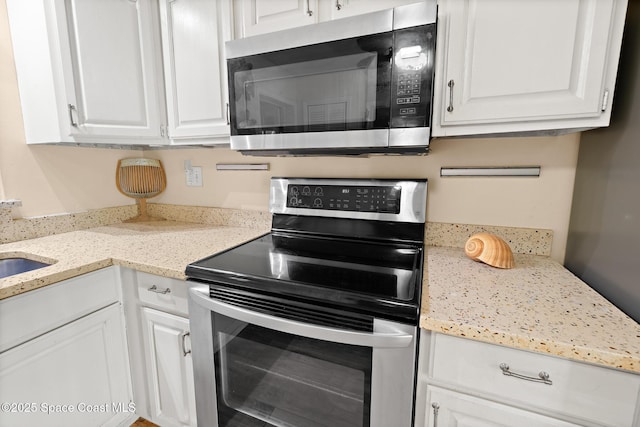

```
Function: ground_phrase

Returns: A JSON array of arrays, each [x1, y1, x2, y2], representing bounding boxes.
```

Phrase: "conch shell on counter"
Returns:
[[464, 233, 514, 269]]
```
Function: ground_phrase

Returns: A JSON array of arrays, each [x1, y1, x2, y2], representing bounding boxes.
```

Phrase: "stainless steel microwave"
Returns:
[[225, 2, 437, 156]]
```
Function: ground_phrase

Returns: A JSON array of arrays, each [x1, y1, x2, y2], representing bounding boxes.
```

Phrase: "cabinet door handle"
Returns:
[[431, 402, 440, 427], [181, 332, 191, 356], [226, 102, 230, 125], [336, 1, 342, 10], [148, 285, 171, 295], [68, 104, 78, 127], [499, 363, 552, 385], [306, 0, 313, 16], [446, 80, 454, 112]]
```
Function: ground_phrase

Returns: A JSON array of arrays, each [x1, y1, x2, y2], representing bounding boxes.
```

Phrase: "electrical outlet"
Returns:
[[186, 166, 203, 187]]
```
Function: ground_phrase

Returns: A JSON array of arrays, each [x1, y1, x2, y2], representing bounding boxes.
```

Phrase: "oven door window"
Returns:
[[213, 314, 372, 427], [228, 33, 392, 135]]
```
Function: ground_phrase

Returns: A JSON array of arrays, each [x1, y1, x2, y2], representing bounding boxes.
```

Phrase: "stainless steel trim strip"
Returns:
[[215, 163, 269, 171], [189, 285, 414, 348], [440, 166, 541, 177], [269, 178, 427, 223], [389, 127, 431, 147], [393, 1, 437, 30], [230, 129, 390, 151]]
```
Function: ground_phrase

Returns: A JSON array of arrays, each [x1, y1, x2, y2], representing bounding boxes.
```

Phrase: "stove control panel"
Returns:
[[270, 178, 427, 223], [286, 184, 401, 213]]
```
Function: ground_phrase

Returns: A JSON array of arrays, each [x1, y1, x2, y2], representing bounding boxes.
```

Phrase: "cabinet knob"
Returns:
[[306, 0, 313, 16], [336, 1, 342, 10]]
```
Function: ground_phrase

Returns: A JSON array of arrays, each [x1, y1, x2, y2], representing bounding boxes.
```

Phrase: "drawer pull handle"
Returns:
[[499, 363, 552, 385], [148, 285, 171, 295], [181, 332, 191, 357], [431, 402, 439, 427]]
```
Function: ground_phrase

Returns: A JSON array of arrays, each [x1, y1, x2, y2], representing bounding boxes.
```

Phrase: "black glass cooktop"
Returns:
[[186, 231, 423, 323]]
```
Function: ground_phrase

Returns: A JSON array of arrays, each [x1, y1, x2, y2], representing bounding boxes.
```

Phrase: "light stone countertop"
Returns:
[[420, 246, 640, 374], [0, 221, 269, 300], [1, 220, 638, 374]]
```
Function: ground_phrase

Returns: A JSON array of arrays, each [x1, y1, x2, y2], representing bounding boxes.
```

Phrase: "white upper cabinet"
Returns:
[[233, 0, 418, 38], [234, 0, 319, 38], [328, 0, 418, 20], [6, 0, 166, 145], [432, 0, 629, 137], [159, 0, 232, 143]]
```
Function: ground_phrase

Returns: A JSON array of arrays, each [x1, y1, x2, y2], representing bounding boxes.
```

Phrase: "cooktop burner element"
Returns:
[[186, 178, 427, 324]]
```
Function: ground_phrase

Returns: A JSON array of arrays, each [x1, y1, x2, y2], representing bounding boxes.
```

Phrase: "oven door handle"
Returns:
[[189, 285, 414, 348]]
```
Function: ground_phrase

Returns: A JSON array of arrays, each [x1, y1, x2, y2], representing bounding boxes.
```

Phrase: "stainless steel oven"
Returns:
[[187, 178, 427, 427], [225, 2, 437, 155]]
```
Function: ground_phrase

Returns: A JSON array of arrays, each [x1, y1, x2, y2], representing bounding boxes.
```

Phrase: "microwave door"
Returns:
[[235, 52, 378, 132], [228, 32, 393, 152]]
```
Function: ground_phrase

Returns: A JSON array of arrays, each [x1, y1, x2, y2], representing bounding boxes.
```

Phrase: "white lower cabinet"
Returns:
[[122, 269, 197, 427], [0, 269, 134, 427], [425, 386, 581, 427], [141, 307, 196, 427], [416, 331, 640, 427]]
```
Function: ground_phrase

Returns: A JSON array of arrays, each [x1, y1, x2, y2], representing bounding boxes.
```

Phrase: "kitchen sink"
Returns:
[[0, 257, 51, 279]]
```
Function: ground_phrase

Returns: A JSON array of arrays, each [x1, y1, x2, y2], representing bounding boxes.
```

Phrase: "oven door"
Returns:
[[188, 284, 417, 427]]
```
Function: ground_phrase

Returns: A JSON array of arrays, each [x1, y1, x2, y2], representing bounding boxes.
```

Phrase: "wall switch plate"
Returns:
[[186, 166, 203, 187]]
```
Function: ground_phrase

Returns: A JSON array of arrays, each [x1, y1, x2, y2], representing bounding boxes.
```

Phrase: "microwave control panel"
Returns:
[[390, 24, 436, 128]]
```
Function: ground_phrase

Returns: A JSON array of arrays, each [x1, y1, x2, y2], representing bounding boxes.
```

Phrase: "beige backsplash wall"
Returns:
[[150, 134, 579, 262], [0, 0, 579, 262]]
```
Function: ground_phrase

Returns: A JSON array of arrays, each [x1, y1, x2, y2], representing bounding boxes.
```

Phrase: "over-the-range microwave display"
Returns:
[[225, 2, 437, 155]]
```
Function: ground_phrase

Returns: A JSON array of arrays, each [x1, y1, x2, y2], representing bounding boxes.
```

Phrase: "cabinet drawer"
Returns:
[[0, 268, 119, 353], [136, 272, 188, 316], [430, 333, 640, 426]]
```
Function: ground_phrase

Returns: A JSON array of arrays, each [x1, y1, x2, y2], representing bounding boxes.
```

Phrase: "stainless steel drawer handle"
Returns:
[[181, 332, 191, 357], [431, 402, 439, 427], [148, 285, 171, 295], [68, 104, 78, 127], [446, 80, 454, 112], [499, 363, 552, 385], [306, 0, 313, 16]]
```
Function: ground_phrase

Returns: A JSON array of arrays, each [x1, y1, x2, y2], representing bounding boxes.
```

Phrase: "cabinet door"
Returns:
[[141, 307, 196, 427], [0, 304, 133, 427], [61, 0, 165, 140], [424, 387, 582, 427], [160, 0, 232, 142], [234, 0, 319, 38], [328, 0, 418, 19], [434, 0, 621, 135]]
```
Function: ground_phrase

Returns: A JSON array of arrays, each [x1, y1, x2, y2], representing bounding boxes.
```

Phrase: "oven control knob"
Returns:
[[314, 187, 323, 196], [302, 186, 311, 196], [291, 186, 299, 195], [290, 197, 299, 206], [313, 198, 323, 208]]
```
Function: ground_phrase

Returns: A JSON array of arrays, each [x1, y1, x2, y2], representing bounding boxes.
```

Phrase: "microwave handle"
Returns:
[[189, 285, 413, 348]]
